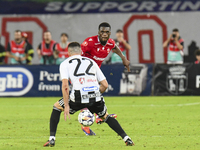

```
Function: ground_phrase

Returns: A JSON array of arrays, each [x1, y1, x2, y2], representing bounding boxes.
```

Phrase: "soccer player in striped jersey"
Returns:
[[43, 42, 134, 147]]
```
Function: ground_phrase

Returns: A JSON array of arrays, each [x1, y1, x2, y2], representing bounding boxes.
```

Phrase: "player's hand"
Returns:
[[64, 105, 70, 121], [170, 34, 173, 40], [14, 56, 20, 61], [174, 35, 178, 42], [20, 57, 26, 61], [122, 58, 130, 72]]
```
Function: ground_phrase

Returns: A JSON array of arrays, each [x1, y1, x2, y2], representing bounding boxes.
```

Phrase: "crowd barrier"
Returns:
[[0, 63, 199, 97], [153, 64, 200, 95]]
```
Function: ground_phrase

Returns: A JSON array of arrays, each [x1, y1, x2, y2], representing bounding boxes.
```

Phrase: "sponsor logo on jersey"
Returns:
[[93, 56, 105, 61], [87, 79, 97, 82], [167, 66, 188, 95], [82, 92, 101, 99], [88, 38, 93, 41], [82, 86, 98, 92], [0, 67, 33, 96]]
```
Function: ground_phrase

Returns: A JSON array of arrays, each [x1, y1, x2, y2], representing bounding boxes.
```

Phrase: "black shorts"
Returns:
[[58, 97, 107, 117]]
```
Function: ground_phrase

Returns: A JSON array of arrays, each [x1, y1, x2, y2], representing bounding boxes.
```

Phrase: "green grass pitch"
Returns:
[[0, 96, 200, 150]]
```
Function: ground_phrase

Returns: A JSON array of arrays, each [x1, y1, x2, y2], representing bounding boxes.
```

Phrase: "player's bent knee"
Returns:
[[100, 112, 109, 121], [54, 101, 64, 111]]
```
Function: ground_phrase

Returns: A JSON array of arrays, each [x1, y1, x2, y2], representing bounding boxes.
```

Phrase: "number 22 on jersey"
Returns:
[[69, 58, 95, 77]]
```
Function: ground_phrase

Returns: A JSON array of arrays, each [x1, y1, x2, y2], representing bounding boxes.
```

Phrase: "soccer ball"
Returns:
[[78, 109, 95, 126]]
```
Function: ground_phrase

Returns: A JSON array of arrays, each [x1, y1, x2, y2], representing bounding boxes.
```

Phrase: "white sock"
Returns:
[[49, 136, 55, 141], [123, 136, 130, 142]]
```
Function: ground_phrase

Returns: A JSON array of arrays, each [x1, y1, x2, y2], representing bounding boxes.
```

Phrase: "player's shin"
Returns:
[[49, 107, 62, 140], [104, 115, 134, 145], [104, 116, 127, 139]]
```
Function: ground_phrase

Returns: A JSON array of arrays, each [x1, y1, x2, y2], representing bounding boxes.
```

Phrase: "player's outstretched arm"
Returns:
[[99, 79, 108, 94], [112, 45, 130, 72], [61, 79, 70, 121], [122, 40, 131, 50], [163, 34, 172, 48], [174, 36, 183, 50]]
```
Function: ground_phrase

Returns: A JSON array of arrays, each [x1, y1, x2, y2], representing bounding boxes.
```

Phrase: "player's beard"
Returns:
[[15, 38, 21, 43], [45, 39, 50, 43], [100, 40, 107, 46]]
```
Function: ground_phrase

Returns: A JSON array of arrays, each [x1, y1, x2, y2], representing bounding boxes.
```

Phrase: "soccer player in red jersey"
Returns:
[[80, 22, 130, 135], [81, 22, 130, 69]]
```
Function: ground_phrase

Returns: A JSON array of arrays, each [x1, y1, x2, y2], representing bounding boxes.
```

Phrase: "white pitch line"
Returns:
[[109, 102, 200, 107], [1, 135, 199, 140], [1, 102, 200, 108]]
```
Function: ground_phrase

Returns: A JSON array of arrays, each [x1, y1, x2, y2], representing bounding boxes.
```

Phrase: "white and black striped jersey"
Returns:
[[60, 55, 106, 103]]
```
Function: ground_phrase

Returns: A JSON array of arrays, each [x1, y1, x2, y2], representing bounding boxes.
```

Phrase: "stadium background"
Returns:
[[1, 1, 200, 150], [1, 0, 200, 97]]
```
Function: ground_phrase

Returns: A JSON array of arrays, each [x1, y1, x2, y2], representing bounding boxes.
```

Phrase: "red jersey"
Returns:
[[81, 35, 115, 67], [114, 40, 127, 52], [56, 43, 69, 58], [41, 40, 56, 56], [10, 40, 26, 54], [169, 38, 184, 52]]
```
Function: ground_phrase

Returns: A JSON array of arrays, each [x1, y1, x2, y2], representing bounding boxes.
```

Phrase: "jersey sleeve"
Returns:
[[94, 61, 106, 82], [179, 38, 184, 49], [0, 44, 5, 52], [27, 42, 33, 50], [59, 62, 69, 80], [110, 38, 116, 49], [54, 43, 58, 51], [38, 43, 41, 50], [53, 43, 57, 51], [7, 42, 11, 52], [24, 43, 29, 54], [180, 41, 184, 49], [81, 38, 91, 55]]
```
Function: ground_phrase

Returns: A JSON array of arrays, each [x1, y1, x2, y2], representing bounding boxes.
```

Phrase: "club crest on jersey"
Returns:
[[82, 41, 88, 46], [79, 78, 85, 84]]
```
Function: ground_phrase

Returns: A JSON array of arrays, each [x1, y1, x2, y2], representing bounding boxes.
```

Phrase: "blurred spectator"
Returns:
[[22, 32, 34, 64], [37, 31, 56, 65], [194, 49, 200, 64], [0, 38, 6, 64], [163, 28, 184, 64], [6, 30, 29, 64], [110, 29, 131, 64], [54, 33, 70, 64]]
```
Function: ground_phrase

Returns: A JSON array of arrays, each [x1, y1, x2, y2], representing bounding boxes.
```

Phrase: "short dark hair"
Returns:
[[68, 42, 80, 48], [195, 49, 200, 56], [116, 29, 123, 33], [98, 22, 111, 31], [173, 28, 179, 32], [61, 33, 68, 38], [15, 30, 21, 33]]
